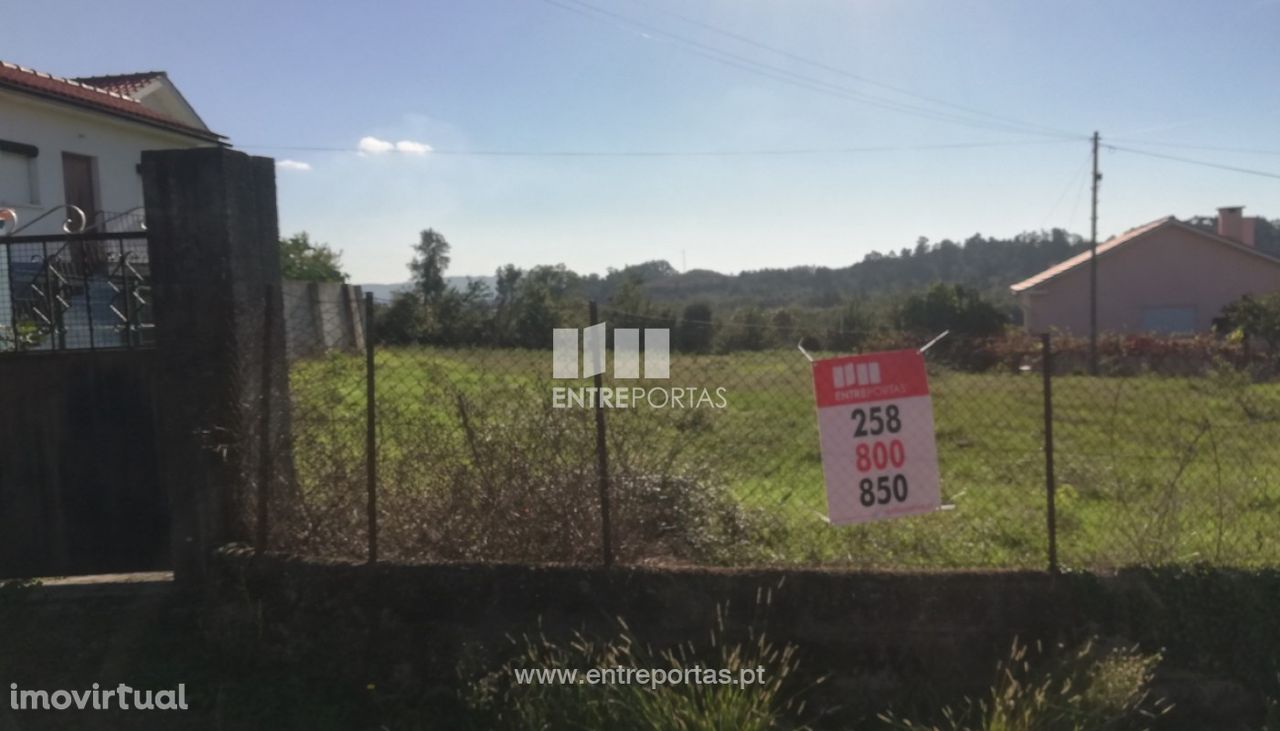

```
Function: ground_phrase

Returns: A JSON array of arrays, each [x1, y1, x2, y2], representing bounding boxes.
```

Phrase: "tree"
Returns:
[[898, 284, 1008, 338], [718, 307, 768, 351], [493, 264, 524, 346], [826, 298, 878, 352], [375, 291, 425, 345], [676, 302, 714, 353], [511, 275, 563, 349], [409, 229, 451, 302], [280, 232, 347, 282], [768, 309, 792, 344], [433, 280, 493, 345], [1218, 293, 1280, 353]]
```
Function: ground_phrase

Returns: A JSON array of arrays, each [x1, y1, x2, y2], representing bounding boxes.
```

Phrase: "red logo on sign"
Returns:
[[812, 349, 929, 408]]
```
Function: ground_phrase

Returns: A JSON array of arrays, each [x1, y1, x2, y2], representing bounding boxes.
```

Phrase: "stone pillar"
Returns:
[[141, 147, 290, 585]]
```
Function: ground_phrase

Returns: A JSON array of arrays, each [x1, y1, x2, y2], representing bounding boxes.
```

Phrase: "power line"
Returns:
[[1105, 144, 1280, 181], [546, 0, 1081, 139], [536, 0, 1086, 140], [617, 0, 1080, 140], [1039, 149, 1092, 230], [1106, 139, 1280, 156], [240, 138, 1079, 157]]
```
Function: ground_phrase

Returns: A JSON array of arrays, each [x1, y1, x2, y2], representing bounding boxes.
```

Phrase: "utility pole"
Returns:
[[1088, 131, 1101, 376]]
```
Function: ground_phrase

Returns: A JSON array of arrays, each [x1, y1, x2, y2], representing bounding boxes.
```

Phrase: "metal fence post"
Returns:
[[255, 283, 274, 553], [589, 300, 615, 568], [1041, 332, 1059, 574], [365, 291, 379, 564]]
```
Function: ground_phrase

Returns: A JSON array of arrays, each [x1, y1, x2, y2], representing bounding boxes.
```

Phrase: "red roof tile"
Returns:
[[0, 61, 223, 142], [73, 71, 165, 97]]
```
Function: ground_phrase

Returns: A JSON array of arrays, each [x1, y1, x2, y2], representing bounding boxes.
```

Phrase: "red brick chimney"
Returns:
[[1218, 205, 1257, 246]]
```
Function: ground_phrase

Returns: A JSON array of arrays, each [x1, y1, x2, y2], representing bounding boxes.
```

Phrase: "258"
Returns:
[[851, 405, 901, 437]]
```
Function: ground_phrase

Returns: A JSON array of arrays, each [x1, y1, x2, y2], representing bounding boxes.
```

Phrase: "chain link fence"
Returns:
[[260, 286, 1280, 571]]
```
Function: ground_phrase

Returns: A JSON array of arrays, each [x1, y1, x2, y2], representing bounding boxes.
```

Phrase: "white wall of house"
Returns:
[[0, 86, 215, 344], [0, 86, 213, 235]]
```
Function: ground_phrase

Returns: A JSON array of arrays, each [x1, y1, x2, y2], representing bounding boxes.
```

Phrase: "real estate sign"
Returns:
[[812, 349, 941, 525]]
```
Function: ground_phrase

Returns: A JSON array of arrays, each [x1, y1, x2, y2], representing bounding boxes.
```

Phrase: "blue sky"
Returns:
[[9, 0, 1280, 282]]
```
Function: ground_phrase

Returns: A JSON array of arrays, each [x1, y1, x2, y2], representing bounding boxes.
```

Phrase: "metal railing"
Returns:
[[0, 231, 153, 352]]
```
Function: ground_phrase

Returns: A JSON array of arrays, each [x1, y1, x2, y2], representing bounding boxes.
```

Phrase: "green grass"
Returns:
[[287, 347, 1280, 569]]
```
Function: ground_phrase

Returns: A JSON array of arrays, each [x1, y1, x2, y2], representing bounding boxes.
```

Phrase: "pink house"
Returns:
[[1011, 207, 1280, 334]]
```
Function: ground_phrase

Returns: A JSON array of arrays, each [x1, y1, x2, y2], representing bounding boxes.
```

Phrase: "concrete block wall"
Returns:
[[280, 280, 365, 360]]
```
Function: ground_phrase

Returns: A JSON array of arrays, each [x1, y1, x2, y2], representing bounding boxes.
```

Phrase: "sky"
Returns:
[[6, 0, 1280, 283]]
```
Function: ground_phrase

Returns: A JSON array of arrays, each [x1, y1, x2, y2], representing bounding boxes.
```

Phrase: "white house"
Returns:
[[0, 61, 225, 235], [0, 61, 224, 350]]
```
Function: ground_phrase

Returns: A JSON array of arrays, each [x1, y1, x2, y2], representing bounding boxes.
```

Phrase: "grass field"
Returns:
[[286, 347, 1280, 569]]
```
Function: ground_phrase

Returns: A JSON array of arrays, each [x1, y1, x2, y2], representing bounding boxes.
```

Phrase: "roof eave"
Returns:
[[0, 79, 225, 143], [1008, 216, 1280, 292]]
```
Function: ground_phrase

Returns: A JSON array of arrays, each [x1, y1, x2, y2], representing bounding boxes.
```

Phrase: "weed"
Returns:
[[879, 638, 1169, 731]]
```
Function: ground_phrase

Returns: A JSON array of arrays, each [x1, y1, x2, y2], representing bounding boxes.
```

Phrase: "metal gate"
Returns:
[[0, 207, 166, 577]]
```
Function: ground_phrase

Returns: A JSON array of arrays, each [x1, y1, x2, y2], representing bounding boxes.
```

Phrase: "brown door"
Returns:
[[61, 152, 98, 226], [61, 153, 105, 272]]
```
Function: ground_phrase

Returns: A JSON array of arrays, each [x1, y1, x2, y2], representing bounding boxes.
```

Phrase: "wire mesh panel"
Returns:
[[571, 310, 1049, 569], [270, 297, 1280, 571], [0, 232, 152, 352], [1053, 368, 1280, 568], [276, 299, 1048, 567], [273, 283, 372, 558]]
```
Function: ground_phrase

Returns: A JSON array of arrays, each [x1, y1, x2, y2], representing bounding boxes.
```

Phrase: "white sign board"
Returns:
[[812, 349, 942, 525]]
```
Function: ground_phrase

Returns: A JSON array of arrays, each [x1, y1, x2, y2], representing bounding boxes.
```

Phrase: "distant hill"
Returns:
[[624, 229, 1091, 308], [358, 276, 496, 302], [361, 215, 1279, 309], [592, 216, 1280, 308], [357, 282, 409, 301]]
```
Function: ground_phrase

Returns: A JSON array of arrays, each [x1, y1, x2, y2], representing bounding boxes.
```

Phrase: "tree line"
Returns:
[[279, 214, 1280, 352], [364, 229, 1007, 352]]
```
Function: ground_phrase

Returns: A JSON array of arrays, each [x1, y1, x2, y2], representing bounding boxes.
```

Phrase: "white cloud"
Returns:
[[358, 135, 433, 156], [395, 140, 433, 155], [358, 136, 395, 154], [276, 159, 312, 171]]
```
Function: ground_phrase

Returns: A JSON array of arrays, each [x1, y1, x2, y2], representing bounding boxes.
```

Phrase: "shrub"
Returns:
[[283, 368, 763, 565], [879, 638, 1169, 731]]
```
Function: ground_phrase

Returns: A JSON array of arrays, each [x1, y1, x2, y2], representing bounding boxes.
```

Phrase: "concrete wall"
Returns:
[[209, 550, 1277, 728], [1020, 225, 1280, 334], [281, 280, 366, 360]]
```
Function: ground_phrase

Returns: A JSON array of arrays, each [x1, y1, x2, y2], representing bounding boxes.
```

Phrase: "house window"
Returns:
[[1141, 306, 1197, 334], [0, 140, 39, 206]]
